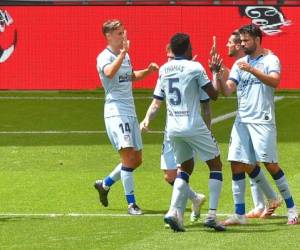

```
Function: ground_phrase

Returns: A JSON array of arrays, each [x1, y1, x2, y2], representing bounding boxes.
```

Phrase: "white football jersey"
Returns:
[[154, 57, 211, 137], [229, 54, 281, 124], [97, 48, 136, 118]]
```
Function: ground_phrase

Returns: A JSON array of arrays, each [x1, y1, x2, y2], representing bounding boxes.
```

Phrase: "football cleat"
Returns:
[[246, 208, 264, 218], [128, 203, 143, 215], [260, 196, 282, 218], [94, 180, 109, 207], [190, 193, 206, 223], [204, 217, 226, 231], [287, 206, 298, 225], [164, 209, 185, 232], [222, 214, 247, 226]]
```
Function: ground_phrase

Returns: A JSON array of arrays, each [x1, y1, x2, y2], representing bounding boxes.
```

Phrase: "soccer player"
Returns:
[[143, 33, 225, 232], [210, 32, 281, 219], [94, 19, 158, 215], [140, 44, 208, 224], [213, 24, 298, 225]]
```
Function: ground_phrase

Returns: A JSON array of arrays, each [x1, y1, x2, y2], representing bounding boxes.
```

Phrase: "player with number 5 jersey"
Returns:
[[152, 33, 226, 232]]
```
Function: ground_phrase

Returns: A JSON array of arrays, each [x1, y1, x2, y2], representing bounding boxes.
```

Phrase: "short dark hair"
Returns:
[[239, 24, 263, 43], [170, 33, 190, 57], [102, 19, 123, 36], [231, 31, 241, 44]]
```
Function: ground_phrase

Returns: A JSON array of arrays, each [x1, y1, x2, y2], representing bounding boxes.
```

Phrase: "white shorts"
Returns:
[[228, 122, 278, 165], [160, 139, 178, 170], [104, 116, 143, 151], [169, 127, 220, 165]]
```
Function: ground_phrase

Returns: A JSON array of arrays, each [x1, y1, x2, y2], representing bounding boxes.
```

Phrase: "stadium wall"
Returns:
[[1, 6, 299, 89]]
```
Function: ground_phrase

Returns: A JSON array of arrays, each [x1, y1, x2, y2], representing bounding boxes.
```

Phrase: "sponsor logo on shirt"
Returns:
[[119, 73, 132, 83]]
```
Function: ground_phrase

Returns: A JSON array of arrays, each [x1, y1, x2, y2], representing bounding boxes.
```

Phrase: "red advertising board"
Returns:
[[1, 6, 299, 89]]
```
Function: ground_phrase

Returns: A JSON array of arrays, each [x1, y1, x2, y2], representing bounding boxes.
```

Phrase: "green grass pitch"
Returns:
[[0, 90, 299, 249]]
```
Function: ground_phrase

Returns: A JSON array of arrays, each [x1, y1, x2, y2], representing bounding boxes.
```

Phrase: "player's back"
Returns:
[[159, 58, 210, 136]]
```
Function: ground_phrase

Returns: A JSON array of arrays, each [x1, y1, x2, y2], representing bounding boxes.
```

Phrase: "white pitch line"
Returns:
[[0, 130, 163, 134], [0, 96, 285, 135], [0, 213, 286, 218], [0, 95, 296, 100], [0, 213, 243, 218]]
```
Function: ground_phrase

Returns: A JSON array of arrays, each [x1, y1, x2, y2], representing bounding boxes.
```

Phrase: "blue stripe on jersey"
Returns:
[[200, 98, 210, 103], [269, 70, 280, 74], [229, 77, 239, 85], [101, 63, 111, 73], [106, 47, 118, 56], [201, 81, 212, 89], [153, 94, 164, 101], [174, 56, 188, 60]]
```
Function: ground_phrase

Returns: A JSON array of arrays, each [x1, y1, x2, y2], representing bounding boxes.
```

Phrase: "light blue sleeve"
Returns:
[[97, 51, 113, 73], [200, 90, 210, 102], [228, 61, 240, 85], [153, 73, 165, 101], [267, 55, 281, 74], [196, 63, 211, 88]]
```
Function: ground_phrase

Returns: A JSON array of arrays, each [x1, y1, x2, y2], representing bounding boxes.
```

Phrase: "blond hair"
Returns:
[[102, 19, 123, 36]]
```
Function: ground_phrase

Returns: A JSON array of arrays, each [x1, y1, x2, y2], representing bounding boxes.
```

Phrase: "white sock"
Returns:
[[121, 166, 135, 204], [249, 177, 265, 210]]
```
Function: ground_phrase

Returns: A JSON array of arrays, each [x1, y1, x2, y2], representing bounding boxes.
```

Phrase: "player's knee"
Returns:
[[134, 157, 143, 168], [207, 156, 222, 171]]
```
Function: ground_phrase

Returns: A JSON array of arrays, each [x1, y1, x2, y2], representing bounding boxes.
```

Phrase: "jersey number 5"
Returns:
[[168, 78, 181, 105]]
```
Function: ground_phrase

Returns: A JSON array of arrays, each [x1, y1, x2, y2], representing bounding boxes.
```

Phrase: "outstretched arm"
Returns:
[[132, 63, 159, 82], [140, 98, 162, 132]]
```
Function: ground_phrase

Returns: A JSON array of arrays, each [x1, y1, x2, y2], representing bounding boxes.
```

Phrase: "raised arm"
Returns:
[[103, 30, 129, 79], [209, 54, 236, 96]]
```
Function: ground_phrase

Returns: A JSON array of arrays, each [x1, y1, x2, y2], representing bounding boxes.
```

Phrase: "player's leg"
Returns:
[[248, 124, 287, 219], [94, 116, 125, 207], [224, 122, 251, 226], [189, 126, 225, 231], [161, 139, 205, 223], [263, 162, 297, 223], [119, 116, 143, 215], [164, 138, 193, 232], [94, 162, 121, 207], [246, 171, 265, 218]]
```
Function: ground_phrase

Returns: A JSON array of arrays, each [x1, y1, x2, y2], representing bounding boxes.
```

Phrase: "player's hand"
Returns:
[[148, 63, 159, 73], [210, 36, 217, 56], [121, 30, 130, 53], [140, 120, 150, 133], [237, 61, 252, 72], [192, 54, 198, 61], [209, 54, 223, 73]]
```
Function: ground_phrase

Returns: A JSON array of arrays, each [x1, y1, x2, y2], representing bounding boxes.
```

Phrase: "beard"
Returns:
[[243, 44, 256, 55]]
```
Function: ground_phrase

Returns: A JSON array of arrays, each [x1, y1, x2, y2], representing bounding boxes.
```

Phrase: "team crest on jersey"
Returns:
[[124, 134, 130, 142], [239, 6, 291, 36], [0, 9, 17, 63], [255, 63, 264, 71]]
